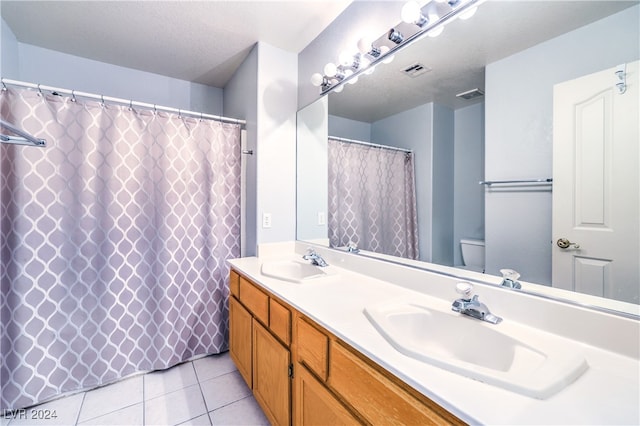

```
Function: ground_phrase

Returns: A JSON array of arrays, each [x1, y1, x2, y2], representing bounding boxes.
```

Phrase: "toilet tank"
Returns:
[[460, 238, 485, 269]]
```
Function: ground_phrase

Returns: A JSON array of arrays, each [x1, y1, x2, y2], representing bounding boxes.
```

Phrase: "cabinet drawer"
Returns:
[[229, 270, 240, 298], [296, 317, 329, 381], [269, 298, 291, 346], [329, 342, 455, 425], [240, 277, 269, 324]]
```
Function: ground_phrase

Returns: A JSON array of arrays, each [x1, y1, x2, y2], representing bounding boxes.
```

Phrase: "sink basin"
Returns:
[[364, 302, 588, 399], [260, 260, 330, 283]]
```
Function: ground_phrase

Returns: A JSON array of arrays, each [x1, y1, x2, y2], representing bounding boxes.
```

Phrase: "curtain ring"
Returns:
[[153, 105, 157, 115], [37, 84, 43, 96], [71, 90, 77, 102], [100, 95, 105, 108], [128, 99, 133, 111], [1, 80, 7, 92]]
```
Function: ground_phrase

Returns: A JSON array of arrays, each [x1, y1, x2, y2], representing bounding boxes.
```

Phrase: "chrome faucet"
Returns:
[[451, 282, 502, 324], [302, 248, 328, 267], [346, 242, 360, 253], [500, 269, 522, 289]]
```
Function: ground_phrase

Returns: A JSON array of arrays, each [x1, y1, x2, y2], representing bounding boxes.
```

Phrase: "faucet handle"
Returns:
[[455, 281, 474, 298], [500, 269, 520, 281]]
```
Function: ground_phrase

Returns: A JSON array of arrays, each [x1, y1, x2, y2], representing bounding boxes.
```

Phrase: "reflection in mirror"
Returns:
[[296, 1, 640, 314]]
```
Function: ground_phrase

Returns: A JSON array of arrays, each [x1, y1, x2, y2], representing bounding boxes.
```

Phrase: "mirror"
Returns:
[[297, 0, 640, 315]]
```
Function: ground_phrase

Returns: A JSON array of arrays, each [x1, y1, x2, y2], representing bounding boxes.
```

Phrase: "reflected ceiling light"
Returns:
[[324, 62, 338, 77], [339, 51, 360, 69], [401, 1, 428, 28], [388, 28, 404, 44], [357, 37, 382, 58], [310, 73, 325, 87]]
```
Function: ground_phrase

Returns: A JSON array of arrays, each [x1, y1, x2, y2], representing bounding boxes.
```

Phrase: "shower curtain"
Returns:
[[328, 138, 419, 259], [0, 87, 241, 410]]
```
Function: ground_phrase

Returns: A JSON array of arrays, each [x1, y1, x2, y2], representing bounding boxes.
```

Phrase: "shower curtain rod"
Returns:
[[1, 78, 246, 127], [1, 119, 46, 147], [329, 135, 412, 154]]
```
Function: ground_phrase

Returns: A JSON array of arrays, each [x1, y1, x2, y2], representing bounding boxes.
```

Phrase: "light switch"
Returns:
[[262, 213, 272, 228], [318, 212, 326, 225]]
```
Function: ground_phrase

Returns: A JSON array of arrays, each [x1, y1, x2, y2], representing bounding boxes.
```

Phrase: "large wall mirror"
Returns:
[[296, 0, 639, 316]]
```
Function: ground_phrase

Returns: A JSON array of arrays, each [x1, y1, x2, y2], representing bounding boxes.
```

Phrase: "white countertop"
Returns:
[[228, 245, 640, 425]]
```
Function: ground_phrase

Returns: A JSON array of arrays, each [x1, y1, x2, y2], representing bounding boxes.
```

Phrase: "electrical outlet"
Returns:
[[318, 212, 326, 225], [262, 213, 272, 228]]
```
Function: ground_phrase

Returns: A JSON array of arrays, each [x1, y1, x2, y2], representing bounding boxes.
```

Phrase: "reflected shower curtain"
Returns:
[[0, 87, 241, 410], [328, 138, 418, 259]]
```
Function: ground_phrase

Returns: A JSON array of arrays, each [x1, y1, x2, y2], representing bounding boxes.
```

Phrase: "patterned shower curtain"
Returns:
[[328, 138, 419, 259], [0, 87, 241, 410]]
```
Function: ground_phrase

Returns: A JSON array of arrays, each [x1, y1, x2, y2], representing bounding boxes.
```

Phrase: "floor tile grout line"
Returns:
[[192, 360, 213, 426], [142, 373, 146, 426], [73, 392, 87, 426]]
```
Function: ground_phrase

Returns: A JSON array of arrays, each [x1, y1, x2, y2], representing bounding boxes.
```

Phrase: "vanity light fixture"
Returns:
[[312, 0, 485, 94]]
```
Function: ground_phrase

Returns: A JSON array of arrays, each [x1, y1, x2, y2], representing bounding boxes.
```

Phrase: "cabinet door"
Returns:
[[253, 320, 291, 426], [296, 365, 362, 426], [229, 296, 252, 388]]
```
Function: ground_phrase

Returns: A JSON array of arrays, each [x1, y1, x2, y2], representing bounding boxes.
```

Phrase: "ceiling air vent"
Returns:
[[456, 88, 485, 100], [401, 63, 431, 78]]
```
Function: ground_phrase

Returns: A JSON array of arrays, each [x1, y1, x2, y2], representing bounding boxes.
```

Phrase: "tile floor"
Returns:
[[1, 352, 269, 426]]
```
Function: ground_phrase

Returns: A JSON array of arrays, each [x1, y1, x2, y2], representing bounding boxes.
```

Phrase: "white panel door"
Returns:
[[552, 61, 639, 304]]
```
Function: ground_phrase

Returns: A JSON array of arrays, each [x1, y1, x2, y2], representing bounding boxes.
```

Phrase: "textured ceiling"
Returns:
[[1, 0, 352, 88]]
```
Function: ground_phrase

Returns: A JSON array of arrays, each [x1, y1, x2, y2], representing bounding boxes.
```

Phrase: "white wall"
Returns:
[[224, 45, 259, 256], [484, 5, 640, 284], [453, 103, 484, 267], [431, 104, 454, 266], [225, 42, 298, 254], [297, 98, 329, 241], [328, 114, 371, 141], [1, 17, 19, 77], [255, 43, 298, 246], [16, 44, 223, 114], [372, 103, 433, 261]]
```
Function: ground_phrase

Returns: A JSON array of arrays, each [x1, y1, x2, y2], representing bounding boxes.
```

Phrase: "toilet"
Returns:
[[460, 238, 485, 272]]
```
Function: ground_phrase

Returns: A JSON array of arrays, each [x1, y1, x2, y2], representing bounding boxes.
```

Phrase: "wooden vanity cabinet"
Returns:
[[229, 269, 463, 426], [229, 273, 292, 426]]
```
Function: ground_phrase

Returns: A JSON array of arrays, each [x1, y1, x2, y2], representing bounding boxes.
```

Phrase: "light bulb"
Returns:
[[324, 62, 337, 77], [401, 1, 422, 24], [365, 66, 376, 75], [459, 6, 478, 20], [357, 37, 373, 54], [348, 75, 359, 85], [334, 84, 344, 93], [310, 73, 324, 87], [339, 50, 353, 67]]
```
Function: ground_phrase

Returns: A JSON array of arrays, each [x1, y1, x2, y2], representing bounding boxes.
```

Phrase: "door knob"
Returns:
[[557, 238, 580, 249]]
